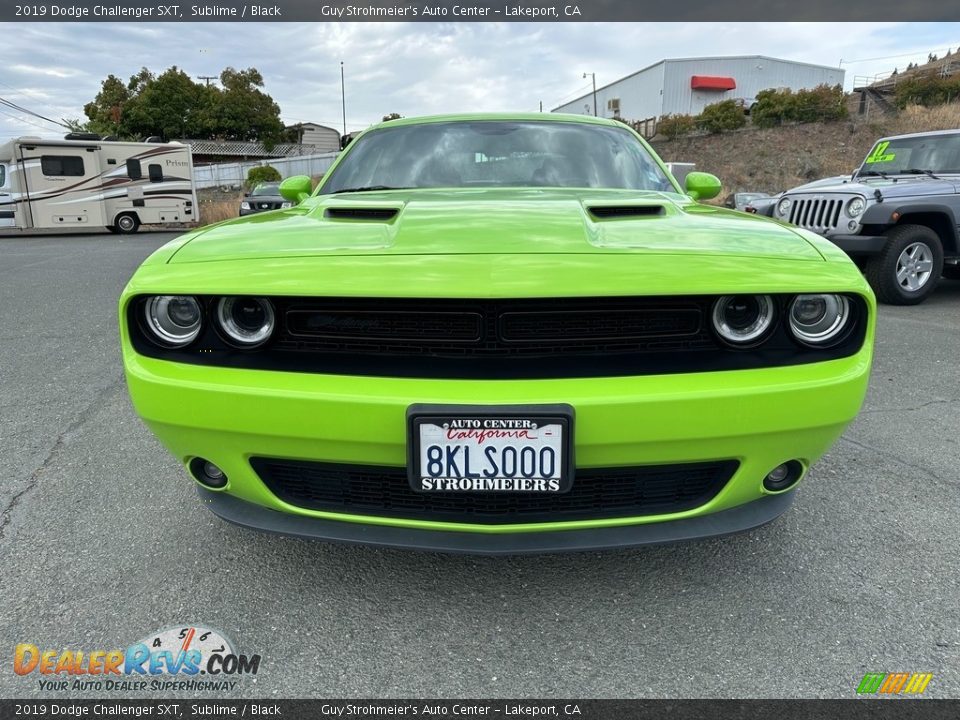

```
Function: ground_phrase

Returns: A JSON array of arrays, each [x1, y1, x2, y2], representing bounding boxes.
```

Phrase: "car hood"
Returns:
[[787, 174, 959, 199], [171, 188, 824, 264]]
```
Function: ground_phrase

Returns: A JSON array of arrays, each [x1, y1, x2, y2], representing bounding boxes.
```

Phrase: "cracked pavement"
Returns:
[[0, 232, 957, 699]]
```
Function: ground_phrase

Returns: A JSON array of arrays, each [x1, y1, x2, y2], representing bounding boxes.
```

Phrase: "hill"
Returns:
[[650, 104, 960, 202]]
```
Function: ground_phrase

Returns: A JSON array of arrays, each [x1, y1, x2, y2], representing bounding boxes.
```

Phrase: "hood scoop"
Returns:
[[588, 204, 666, 219], [324, 207, 399, 221]]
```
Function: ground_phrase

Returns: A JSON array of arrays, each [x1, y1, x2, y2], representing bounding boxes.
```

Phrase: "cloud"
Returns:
[[0, 21, 957, 138]]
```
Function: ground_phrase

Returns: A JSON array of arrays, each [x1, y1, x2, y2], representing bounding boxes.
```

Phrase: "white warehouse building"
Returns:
[[553, 55, 845, 121]]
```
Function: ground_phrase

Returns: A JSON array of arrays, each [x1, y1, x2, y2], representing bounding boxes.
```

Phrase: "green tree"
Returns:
[[81, 65, 284, 143], [82, 74, 131, 137], [213, 67, 284, 146]]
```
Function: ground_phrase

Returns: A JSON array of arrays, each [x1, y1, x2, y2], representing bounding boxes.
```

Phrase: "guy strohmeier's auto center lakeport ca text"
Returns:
[[14, 3, 582, 18]]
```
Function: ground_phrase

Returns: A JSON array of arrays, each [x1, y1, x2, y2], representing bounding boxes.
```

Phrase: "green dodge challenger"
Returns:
[[120, 113, 875, 553]]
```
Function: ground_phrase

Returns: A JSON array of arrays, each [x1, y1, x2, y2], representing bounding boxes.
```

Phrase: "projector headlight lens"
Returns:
[[216, 297, 275, 347], [143, 296, 202, 348], [789, 294, 851, 346], [712, 295, 776, 346]]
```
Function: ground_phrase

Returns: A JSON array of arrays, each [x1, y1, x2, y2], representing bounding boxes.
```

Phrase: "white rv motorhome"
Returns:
[[0, 134, 197, 233]]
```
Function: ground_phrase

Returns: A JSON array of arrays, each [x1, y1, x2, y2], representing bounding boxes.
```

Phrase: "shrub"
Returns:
[[657, 113, 696, 139], [752, 85, 846, 127], [246, 165, 281, 189], [696, 100, 746, 134], [894, 73, 960, 109]]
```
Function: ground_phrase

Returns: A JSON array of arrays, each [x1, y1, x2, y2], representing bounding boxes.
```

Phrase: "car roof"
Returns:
[[367, 112, 625, 130], [879, 128, 960, 142]]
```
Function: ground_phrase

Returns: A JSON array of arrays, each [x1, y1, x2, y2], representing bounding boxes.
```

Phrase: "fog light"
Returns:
[[190, 458, 228, 489], [763, 461, 803, 492], [848, 220, 859, 231]]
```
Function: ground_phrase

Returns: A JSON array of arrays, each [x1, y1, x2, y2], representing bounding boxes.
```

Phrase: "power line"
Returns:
[[0, 95, 69, 128], [840, 45, 957, 66], [550, 81, 595, 110], [0, 79, 66, 117], [0, 106, 63, 133]]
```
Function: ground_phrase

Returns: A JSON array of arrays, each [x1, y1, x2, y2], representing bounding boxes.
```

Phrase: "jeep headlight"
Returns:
[[776, 197, 792, 216], [847, 197, 865, 217]]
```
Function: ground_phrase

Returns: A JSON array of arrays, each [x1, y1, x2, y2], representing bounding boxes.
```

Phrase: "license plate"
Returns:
[[407, 404, 574, 493]]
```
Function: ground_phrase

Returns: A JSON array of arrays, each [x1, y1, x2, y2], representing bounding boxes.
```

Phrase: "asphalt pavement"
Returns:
[[0, 232, 957, 699]]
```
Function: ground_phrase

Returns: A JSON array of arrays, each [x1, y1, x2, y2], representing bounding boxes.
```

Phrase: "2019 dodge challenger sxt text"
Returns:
[[120, 113, 875, 553]]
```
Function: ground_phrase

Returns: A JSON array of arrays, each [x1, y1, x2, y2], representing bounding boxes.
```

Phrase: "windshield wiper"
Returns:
[[857, 170, 888, 179], [331, 185, 412, 194], [905, 168, 941, 179]]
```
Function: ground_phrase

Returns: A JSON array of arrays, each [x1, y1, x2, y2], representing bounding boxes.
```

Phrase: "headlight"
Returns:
[[846, 197, 865, 217], [788, 294, 851, 346], [281, 202, 293, 209], [711, 295, 776, 346], [143, 296, 202, 348], [776, 198, 792, 216], [240, 201, 251, 210], [216, 297, 275, 347]]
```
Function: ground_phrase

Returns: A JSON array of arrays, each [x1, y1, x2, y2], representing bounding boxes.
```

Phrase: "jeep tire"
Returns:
[[865, 224, 943, 305]]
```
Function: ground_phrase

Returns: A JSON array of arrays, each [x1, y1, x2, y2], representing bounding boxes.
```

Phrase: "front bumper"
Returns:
[[824, 234, 887, 255], [123, 348, 872, 547], [199, 485, 796, 554]]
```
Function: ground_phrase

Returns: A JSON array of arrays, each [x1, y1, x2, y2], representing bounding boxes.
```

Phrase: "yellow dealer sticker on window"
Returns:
[[865, 141, 896, 163]]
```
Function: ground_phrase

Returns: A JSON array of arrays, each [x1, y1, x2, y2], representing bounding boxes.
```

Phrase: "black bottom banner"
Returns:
[[1, 700, 958, 720]]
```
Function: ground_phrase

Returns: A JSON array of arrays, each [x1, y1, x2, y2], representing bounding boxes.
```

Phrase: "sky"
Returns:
[[1, 21, 958, 139]]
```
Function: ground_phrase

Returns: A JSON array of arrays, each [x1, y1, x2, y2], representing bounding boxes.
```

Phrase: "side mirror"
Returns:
[[685, 172, 722, 201], [279, 175, 312, 204]]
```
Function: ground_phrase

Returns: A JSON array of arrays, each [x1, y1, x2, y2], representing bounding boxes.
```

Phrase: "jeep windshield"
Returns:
[[856, 133, 960, 178], [319, 120, 676, 193]]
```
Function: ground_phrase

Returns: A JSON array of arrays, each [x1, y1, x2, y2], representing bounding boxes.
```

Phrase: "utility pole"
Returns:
[[198, 75, 217, 86], [340, 61, 347, 137], [583, 72, 597, 116]]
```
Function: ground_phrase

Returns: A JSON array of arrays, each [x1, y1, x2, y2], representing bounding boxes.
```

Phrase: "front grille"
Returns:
[[250, 458, 739, 524], [787, 196, 843, 232], [276, 297, 709, 358]]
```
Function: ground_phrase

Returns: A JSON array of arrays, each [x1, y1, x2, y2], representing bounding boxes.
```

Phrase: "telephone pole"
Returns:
[[340, 61, 347, 137], [197, 75, 217, 86], [583, 72, 597, 116]]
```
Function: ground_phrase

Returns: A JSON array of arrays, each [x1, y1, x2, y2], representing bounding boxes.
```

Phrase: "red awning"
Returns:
[[690, 75, 737, 91]]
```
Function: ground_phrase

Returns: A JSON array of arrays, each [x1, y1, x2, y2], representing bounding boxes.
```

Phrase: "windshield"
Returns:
[[319, 120, 676, 193], [251, 183, 281, 196], [858, 134, 960, 176]]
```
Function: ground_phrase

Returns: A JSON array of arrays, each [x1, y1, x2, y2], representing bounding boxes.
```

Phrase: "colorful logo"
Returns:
[[14, 625, 261, 692], [857, 672, 933, 695]]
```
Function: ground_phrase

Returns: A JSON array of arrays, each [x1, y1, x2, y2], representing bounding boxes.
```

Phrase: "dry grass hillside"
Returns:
[[651, 104, 960, 202]]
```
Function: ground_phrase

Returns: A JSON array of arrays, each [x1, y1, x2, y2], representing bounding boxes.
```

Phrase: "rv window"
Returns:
[[148, 164, 163, 183], [41, 155, 85, 177], [0, 165, 5, 187], [126, 159, 142, 180]]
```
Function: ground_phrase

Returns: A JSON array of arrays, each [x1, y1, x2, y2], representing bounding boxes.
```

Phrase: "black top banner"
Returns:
[[3, 0, 959, 22]]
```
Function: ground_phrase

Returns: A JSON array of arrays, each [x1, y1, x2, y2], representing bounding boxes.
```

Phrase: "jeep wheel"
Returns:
[[865, 224, 943, 305], [114, 213, 140, 235]]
